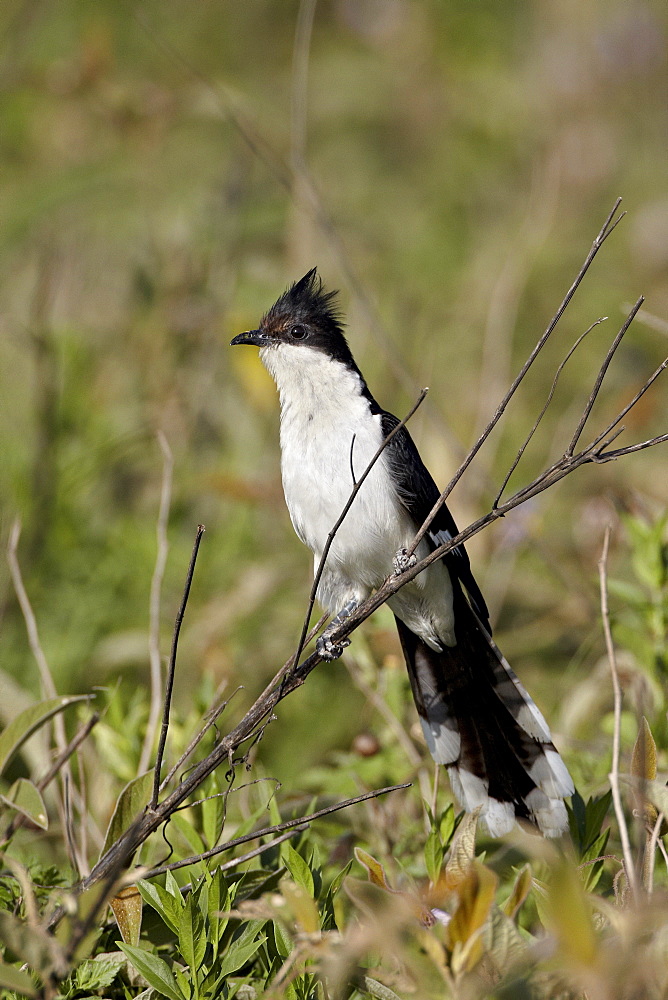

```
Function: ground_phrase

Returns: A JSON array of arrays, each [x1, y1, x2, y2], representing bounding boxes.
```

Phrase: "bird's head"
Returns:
[[230, 268, 356, 368]]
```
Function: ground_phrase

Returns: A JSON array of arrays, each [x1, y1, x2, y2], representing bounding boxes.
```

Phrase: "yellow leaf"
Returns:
[[544, 857, 597, 968], [447, 862, 498, 968], [501, 864, 532, 919], [444, 809, 479, 890], [631, 716, 657, 781], [110, 885, 142, 947], [354, 847, 393, 890]]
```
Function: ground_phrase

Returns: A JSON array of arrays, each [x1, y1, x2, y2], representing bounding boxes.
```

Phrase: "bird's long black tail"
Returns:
[[394, 588, 573, 837]]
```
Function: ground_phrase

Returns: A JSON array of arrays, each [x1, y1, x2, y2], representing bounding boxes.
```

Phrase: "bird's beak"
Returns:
[[230, 329, 267, 347]]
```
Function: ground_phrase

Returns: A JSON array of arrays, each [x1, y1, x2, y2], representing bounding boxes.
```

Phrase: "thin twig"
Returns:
[[63, 775, 82, 879], [215, 828, 305, 876], [587, 355, 668, 455], [567, 298, 644, 455], [599, 526, 639, 901], [141, 782, 410, 879], [139, 431, 174, 775], [159, 684, 236, 794], [151, 524, 205, 809], [292, 388, 428, 671], [494, 316, 606, 505], [405, 198, 626, 558], [8, 521, 62, 737], [645, 812, 664, 894]]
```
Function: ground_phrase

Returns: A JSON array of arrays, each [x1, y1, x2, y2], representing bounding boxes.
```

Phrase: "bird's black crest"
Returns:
[[262, 267, 364, 372], [264, 267, 344, 335]]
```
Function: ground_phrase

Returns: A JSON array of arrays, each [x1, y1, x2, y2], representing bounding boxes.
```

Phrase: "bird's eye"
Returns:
[[289, 324, 307, 340]]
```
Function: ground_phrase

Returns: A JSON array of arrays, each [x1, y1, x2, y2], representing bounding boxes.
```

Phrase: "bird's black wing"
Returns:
[[380, 410, 490, 631]]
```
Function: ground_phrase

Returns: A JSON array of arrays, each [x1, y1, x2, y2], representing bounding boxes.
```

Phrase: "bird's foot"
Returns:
[[393, 547, 417, 575], [316, 634, 351, 661], [316, 599, 357, 661]]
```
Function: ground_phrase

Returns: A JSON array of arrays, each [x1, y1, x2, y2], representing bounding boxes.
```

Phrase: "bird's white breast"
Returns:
[[261, 342, 455, 644], [262, 346, 409, 580]]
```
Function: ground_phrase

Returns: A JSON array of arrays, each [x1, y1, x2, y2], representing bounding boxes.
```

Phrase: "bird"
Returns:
[[231, 268, 574, 837]]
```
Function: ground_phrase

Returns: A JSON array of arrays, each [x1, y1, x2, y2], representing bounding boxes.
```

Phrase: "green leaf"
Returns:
[[579, 829, 610, 892], [201, 776, 225, 850], [178, 894, 206, 976], [101, 771, 153, 858], [0, 778, 48, 828], [282, 842, 314, 896], [439, 804, 456, 847], [170, 811, 206, 857], [217, 923, 266, 978], [424, 828, 444, 884], [0, 963, 36, 997], [165, 870, 186, 903], [137, 879, 183, 935], [118, 943, 185, 1000], [0, 695, 88, 776], [358, 975, 404, 999], [73, 954, 125, 992], [328, 860, 353, 900], [206, 868, 229, 957]]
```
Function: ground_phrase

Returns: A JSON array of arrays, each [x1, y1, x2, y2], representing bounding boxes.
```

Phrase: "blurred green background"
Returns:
[[0, 0, 666, 794]]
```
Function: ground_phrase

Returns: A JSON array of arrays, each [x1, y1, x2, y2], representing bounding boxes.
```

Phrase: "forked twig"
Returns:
[[567, 298, 643, 456], [493, 316, 607, 506], [151, 524, 205, 809], [405, 198, 626, 558]]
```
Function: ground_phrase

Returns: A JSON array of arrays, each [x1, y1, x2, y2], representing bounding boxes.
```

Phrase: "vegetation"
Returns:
[[1, 2, 667, 997]]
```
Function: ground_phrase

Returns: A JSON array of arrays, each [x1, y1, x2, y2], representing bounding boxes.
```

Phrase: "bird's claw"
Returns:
[[316, 635, 351, 661], [393, 547, 417, 574]]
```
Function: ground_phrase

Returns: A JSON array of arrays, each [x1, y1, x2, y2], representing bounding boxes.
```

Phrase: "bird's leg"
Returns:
[[393, 548, 417, 575], [316, 599, 358, 661]]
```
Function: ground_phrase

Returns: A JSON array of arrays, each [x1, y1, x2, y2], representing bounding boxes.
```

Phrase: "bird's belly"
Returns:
[[279, 413, 456, 647]]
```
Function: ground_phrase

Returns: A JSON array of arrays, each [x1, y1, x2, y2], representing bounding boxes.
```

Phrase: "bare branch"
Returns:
[[599, 527, 639, 901], [8, 521, 61, 721], [405, 198, 626, 557], [151, 524, 205, 810], [596, 431, 668, 463], [139, 431, 174, 776], [141, 782, 410, 879], [291, 387, 428, 671], [567, 298, 644, 456], [587, 355, 668, 454], [494, 316, 606, 506], [159, 684, 237, 794]]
